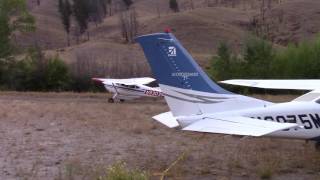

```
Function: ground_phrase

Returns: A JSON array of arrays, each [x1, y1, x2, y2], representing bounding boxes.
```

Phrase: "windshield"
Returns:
[[144, 80, 159, 88]]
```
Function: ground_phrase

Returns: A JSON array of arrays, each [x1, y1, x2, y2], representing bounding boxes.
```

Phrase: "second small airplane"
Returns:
[[92, 77, 163, 103]]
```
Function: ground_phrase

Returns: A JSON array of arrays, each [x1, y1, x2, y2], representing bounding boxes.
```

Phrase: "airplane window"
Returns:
[[129, 85, 139, 89], [145, 80, 159, 87]]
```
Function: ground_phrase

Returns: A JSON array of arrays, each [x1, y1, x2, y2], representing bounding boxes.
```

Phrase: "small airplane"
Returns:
[[136, 31, 320, 148], [92, 77, 163, 103]]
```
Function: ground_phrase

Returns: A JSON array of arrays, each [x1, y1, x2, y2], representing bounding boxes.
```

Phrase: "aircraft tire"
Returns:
[[108, 98, 115, 103], [120, 99, 125, 103]]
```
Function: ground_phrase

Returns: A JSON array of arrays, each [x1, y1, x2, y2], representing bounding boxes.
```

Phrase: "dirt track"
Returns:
[[0, 92, 320, 180]]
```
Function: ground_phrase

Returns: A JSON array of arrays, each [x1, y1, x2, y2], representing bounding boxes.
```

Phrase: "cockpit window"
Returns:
[[145, 80, 159, 88], [128, 85, 139, 89]]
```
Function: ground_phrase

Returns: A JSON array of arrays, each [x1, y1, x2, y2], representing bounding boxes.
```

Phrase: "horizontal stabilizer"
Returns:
[[183, 116, 298, 137], [153, 112, 179, 128], [220, 79, 320, 90]]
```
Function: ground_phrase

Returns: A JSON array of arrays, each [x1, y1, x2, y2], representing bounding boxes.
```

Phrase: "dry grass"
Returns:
[[0, 92, 320, 179], [16, 0, 320, 76]]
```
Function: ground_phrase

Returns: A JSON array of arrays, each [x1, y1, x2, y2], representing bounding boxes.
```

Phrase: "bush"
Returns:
[[0, 47, 71, 91], [210, 35, 320, 82], [45, 56, 71, 91], [98, 162, 148, 180], [271, 37, 320, 79]]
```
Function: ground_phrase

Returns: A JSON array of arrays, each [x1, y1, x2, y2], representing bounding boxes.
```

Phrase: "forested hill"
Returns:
[[1, 0, 320, 91]]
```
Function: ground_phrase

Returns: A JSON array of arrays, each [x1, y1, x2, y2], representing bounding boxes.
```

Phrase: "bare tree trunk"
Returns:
[[119, 8, 139, 43], [190, 0, 194, 10], [156, 0, 161, 18], [67, 33, 70, 46], [231, 0, 236, 8]]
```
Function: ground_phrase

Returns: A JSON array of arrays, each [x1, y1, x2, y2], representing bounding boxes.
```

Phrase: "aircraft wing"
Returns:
[[220, 79, 320, 90], [182, 116, 298, 137], [92, 77, 155, 85], [132, 77, 156, 85]]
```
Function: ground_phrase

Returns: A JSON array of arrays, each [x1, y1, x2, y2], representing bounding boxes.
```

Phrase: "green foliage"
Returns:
[[0, 0, 35, 34], [169, 0, 179, 13], [243, 37, 274, 78], [0, 14, 11, 58], [0, 0, 35, 58], [271, 38, 320, 79], [70, 73, 93, 92], [209, 35, 320, 82], [45, 56, 71, 91], [210, 42, 233, 80], [258, 168, 273, 180], [0, 48, 71, 91], [98, 162, 148, 180]]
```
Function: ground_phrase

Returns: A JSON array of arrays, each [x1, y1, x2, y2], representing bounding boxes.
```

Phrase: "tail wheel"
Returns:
[[108, 98, 115, 103]]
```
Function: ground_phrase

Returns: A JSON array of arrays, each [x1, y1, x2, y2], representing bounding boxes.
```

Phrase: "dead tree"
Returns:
[[190, 0, 194, 10], [119, 8, 138, 43]]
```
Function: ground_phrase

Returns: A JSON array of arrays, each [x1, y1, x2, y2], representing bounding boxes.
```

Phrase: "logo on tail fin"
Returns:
[[172, 72, 199, 80], [168, 46, 177, 57]]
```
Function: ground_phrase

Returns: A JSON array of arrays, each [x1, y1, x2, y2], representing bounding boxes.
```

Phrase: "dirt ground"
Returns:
[[0, 92, 320, 180]]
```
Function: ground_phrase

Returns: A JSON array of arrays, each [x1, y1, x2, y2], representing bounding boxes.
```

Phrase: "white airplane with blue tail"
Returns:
[[136, 32, 320, 148]]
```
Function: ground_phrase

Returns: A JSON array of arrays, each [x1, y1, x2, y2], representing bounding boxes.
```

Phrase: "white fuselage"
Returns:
[[179, 102, 320, 140], [104, 81, 163, 100]]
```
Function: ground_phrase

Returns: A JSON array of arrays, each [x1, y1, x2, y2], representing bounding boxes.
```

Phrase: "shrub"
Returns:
[[98, 162, 148, 180], [0, 47, 71, 91], [45, 56, 71, 91], [210, 35, 320, 82]]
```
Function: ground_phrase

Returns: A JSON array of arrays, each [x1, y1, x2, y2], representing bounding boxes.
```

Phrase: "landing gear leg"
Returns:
[[108, 98, 115, 103], [109, 92, 118, 103]]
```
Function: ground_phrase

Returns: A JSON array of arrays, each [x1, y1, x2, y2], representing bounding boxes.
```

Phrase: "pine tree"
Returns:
[[73, 0, 90, 35], [122, 0, 133, 9], [87, 0, 107, 25], [169, 0, 179, 13], [58, 0, 72, 46]]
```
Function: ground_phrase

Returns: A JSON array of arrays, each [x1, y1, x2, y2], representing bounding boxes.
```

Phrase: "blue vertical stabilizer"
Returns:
[[136, 33, 231, 94]]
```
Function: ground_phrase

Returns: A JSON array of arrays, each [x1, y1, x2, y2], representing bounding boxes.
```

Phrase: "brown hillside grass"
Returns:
[[17, 0, 320, 75]]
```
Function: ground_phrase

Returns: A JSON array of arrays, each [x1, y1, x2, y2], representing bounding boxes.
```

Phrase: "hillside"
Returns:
[[266, 0, 320, 44], [20, 0, 320, 78]]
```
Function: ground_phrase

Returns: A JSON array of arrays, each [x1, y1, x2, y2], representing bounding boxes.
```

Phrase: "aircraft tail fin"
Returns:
[[136, 32, 270, 116]]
